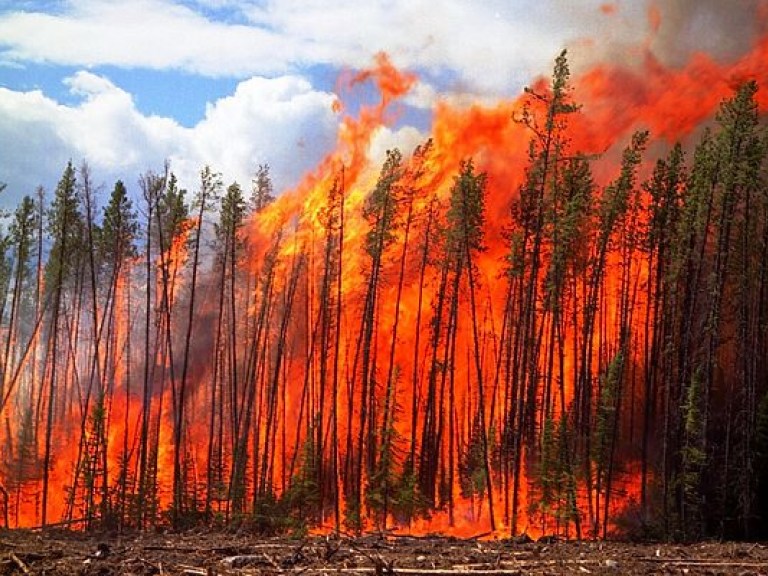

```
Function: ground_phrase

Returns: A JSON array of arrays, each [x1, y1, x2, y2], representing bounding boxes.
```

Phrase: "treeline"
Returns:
[[1, 53, 768, 540]]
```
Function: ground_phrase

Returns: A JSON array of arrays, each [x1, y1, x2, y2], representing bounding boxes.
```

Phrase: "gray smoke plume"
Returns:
[[651, 0, 766, 66]]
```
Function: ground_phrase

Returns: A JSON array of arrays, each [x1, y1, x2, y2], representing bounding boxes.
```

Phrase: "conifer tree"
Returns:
[[99, 179, 138, 528], [1, 196, 37, 406], [137, 168, 166, 528], [252, 164, 275, 213], [41, 161, 83, 527], [349, 149, 403, 530], [503, 49, 581, 535], [447, 159, 495, 529], [206, 181, 246, 517], [173, 165, 221, 526]]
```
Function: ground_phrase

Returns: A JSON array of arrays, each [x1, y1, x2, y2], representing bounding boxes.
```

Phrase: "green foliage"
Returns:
[[365, 365, 409, 530], [753, 392, 768, 536], [156, 172, 189, 252], [10, 196, 37, 270], [251, 164, 275, 213], [598, 131, 649, 249], [247, 489, 296, 535], [592, 351, 623, 471], [100, 180, 138, 269], [459, 414, 487, 501], [0, 229, 10, 335], [507, 50, 583, 289], [79, 394, 110, 528], [7, 53, 768, 541], [343, 496, 362, 534], [682, 129, 717, 250], [548, 50, 581, 124], [389, 455, 431, 525], [217, 182, 246, 245], [447, 159, 486, 260], [365, 415, 399, 528], [197, 166, 223, 207], [318, 175, 344, 233], [283, 432, 321, 526], [45, 161, 83, 292], [542, 155, 594, 308], [714, 81, 763, 193], [518, 49, 580, 142], [535, 416, 558, 517], [643, 144, 685, 255], [530, 416, 579, 533], [363, 148, 403, 260], [678, 370, 706, 539]]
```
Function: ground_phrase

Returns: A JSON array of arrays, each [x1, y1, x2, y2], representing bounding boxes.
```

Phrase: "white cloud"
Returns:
[[0, 0, 291, 76], [0, 71, 339, 206], [0, 0, 641, 97], [368, 125, 426, 166], [1, 0, 728, 211], [0, 88, 72, 203], [175, 75, 338, 195]]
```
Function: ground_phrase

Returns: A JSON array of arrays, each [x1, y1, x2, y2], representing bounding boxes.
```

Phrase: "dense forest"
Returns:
[[1, 51, 768, 541]]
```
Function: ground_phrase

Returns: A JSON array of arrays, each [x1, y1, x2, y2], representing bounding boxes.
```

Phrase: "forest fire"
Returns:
[[3, 6, 768, 543]]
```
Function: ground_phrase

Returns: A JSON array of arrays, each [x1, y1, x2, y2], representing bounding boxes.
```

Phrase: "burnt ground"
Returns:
[[0, 530, 767, 575]]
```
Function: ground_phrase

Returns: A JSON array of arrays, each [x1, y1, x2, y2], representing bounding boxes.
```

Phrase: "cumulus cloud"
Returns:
[[0, 88, 73, 203], [175, 75, 339, 195], [2, 0, 760, 101], [0, 0, 290, 76], [0, 71, 339, 205], [367, 124, 427, 169], [2, 0, 757, 211], [0, 0, 631, 97]]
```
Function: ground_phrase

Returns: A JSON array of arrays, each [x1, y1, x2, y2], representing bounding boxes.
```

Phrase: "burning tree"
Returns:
[[4, 46, 768, 542]]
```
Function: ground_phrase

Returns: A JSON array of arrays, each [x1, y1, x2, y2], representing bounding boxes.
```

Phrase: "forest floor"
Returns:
[[0, 529, 767, 575]]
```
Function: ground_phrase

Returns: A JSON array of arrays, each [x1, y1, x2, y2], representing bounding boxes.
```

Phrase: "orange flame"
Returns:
[[4, 4, 768, 538]]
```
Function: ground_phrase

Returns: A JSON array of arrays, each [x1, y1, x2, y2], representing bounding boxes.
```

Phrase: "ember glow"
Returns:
[[2, 7, 768, 541]]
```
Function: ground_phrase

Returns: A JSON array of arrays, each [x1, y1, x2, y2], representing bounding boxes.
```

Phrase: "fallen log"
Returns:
[[639, 557, 768, 568], [9, 552, 30, 574]]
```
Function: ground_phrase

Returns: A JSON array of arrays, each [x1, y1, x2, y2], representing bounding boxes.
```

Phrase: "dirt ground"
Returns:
[[0, 529, 767, 575]]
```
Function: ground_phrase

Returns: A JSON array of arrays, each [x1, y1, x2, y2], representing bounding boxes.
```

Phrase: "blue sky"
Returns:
[[0, 0, 738, 210]]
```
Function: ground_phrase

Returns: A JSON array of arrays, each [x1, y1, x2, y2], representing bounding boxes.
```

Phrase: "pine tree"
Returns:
[[639, 144, 684, 530], [206, 181, 246, 517], [173, 165, 221, 527], [41, 161, 83, 526], [349, 149, 403, 530], [447, 159, 495, 529], [753, 391, 768, 537], [1, 196, 37, 407], [679, 370, 706, 539], [100, 179, 138, 528], [504, 49, 581, 535], [251, 164, 275, 213], [709, 82, 765, 535], [576, 131, 647, 536], [137, 168, 166, 528]]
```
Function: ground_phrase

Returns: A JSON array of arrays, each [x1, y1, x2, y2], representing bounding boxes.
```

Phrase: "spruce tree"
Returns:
[[447, 159, 495, 528], [206, 181, 246, 517], [100, 179, 138, 528], [349, 149, 403, 530], [41, 161, 83, 527], [173, 165, 221, 527]]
